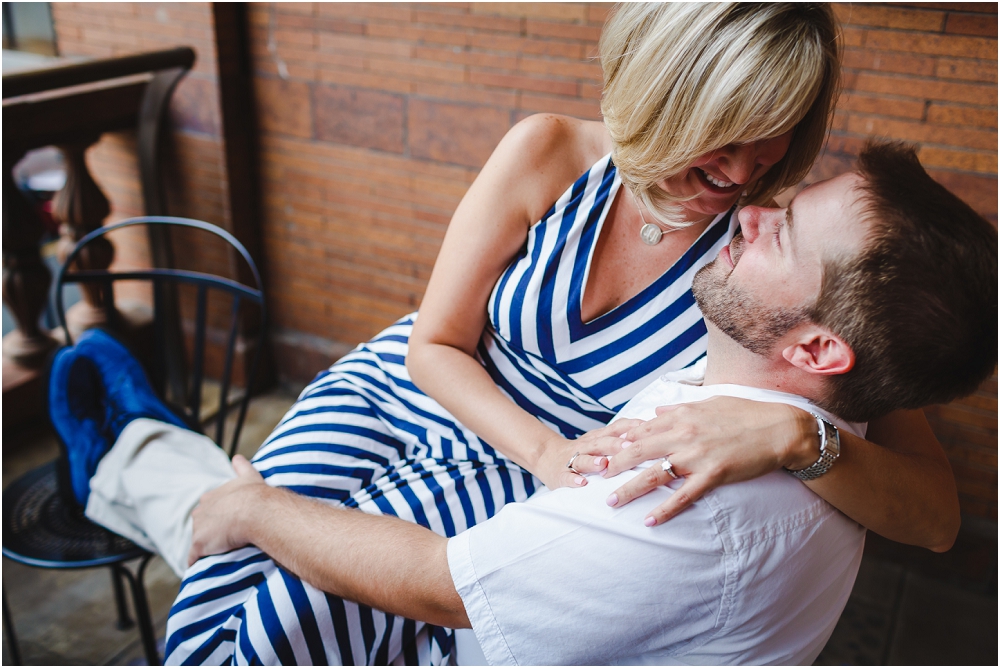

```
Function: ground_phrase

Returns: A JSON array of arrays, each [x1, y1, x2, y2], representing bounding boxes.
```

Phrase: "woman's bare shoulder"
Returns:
[[491, 114, 610, 221], [504, 114, 609, 170]]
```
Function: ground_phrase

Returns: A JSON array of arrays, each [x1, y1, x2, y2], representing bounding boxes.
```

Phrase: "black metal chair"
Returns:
[[2, 217, 266, 665]]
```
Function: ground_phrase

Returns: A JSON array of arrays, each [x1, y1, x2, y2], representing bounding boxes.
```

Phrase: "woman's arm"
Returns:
[[806, 408, 959, 551], [604, 401, 959, 551], [407, 114, 624, 488]]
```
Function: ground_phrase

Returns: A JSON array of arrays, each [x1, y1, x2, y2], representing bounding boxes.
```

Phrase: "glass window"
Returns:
[[2, 2, 57, 58]]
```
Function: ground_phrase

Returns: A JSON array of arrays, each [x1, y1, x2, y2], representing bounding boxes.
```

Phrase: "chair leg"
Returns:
[[122, 554, 161, 666], [3, 588, 23, 666], [110, 564, 135, 630]]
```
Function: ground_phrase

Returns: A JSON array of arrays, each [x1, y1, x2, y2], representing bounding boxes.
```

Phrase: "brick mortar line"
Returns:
[[829, 132, 998, 150], [844, 72, 998, 86], [837, 109, 999, 125]]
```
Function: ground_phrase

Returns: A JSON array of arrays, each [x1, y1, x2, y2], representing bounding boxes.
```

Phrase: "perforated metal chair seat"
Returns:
[[3, 461, 158, 665], [2, 462, 148, 569]]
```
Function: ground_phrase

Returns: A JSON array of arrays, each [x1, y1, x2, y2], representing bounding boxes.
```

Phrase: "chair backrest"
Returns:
[[54, 216, 266, 457]]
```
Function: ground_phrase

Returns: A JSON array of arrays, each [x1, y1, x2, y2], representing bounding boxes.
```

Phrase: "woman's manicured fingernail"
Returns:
[[644, 516, 656, 527], [619, 433, 629, 439], [595, 456, 607, 468], [576, 476, 586, 486], [621, 440, 634, 448], [606, 493, 618, 507]]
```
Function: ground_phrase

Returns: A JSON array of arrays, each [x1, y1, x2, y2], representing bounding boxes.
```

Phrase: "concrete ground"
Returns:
[[3, 389, 997, 665]]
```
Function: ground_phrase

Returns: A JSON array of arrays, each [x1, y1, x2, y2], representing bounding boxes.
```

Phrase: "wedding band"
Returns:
[[566, 451, 584, 475], [661, 457, 679, 479]]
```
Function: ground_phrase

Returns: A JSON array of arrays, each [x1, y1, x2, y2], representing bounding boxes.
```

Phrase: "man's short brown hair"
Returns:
[[810, 141, 997, 422]]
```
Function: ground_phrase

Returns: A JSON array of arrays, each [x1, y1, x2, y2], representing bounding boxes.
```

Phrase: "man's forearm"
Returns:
[[237, 485, 470, 629]]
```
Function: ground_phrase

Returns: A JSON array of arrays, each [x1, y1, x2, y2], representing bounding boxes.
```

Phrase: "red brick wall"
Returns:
[[49, 2, 997, 519], [813, 3, 997, 221]]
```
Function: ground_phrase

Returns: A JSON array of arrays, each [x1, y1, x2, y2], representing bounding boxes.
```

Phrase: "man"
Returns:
[[52, 142, 996, 664]]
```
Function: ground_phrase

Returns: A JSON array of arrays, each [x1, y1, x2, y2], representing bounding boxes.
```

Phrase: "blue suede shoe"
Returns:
[[49, 347, 116, 506], [48, 329, 189, 506]]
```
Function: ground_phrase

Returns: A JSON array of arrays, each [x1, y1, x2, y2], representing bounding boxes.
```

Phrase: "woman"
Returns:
[[167, 3, 958, 664]]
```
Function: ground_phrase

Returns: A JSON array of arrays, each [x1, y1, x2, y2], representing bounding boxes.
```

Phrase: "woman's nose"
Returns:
[[718, 145, 757, 185], [715, 135, 790, 184]]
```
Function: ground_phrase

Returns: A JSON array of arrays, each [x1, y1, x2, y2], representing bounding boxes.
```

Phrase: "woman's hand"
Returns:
[[535, 418, 645, 489], [603, 397, 815, 525], [188, 455, 268, 566]]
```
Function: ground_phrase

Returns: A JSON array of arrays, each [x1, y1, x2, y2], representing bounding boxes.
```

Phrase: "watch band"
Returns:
[[786, 413, 841, 481]]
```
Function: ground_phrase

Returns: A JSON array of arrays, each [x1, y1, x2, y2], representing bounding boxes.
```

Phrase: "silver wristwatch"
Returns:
[[786, 413, 840, 481]]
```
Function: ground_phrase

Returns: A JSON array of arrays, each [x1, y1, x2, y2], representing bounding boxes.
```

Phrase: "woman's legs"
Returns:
[[171, 542, 454, 665], [165, 458, 532, 665], [250, 371, 410, 505], [164, 356, 539, 665]]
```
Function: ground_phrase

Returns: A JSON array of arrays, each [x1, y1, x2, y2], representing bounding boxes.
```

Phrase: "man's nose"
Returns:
[[738, 205, 779, 243], [738, 206, 762, 242]]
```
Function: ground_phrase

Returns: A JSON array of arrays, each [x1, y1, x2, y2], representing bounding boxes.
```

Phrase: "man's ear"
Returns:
[[781, 326, 855, 376]]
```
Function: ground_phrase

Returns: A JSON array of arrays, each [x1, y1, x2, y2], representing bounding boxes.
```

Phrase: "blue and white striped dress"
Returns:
[[164, 154, 737, 665]]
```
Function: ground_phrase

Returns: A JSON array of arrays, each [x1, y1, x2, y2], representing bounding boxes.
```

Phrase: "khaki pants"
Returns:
[[85, 418, 235, 577]]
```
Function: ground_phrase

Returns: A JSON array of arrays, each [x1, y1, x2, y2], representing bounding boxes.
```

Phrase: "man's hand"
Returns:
[[188, 455, 267, 566]]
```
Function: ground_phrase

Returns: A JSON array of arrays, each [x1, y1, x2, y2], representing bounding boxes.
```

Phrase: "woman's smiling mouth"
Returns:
[[697, 168, 740, 193]]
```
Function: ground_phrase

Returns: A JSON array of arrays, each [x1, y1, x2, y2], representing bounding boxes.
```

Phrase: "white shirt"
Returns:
[[447, 360, 867, 665]]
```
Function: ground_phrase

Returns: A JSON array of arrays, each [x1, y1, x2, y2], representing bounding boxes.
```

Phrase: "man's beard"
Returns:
[[692, 235, 809, 355]]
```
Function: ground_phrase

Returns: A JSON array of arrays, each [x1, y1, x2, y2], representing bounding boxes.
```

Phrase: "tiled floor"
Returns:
[[816, 521, 997, 666], [3, 390, 997, 665]]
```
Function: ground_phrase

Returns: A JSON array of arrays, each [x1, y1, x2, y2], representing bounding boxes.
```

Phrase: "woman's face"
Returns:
[[657, 131, 794, 220]]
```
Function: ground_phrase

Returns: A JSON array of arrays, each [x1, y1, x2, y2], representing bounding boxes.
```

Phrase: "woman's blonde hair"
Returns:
[[600, 2, 840, 225]]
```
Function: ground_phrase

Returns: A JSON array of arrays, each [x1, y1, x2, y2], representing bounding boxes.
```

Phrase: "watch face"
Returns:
[[819, 418, 841, 457]]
